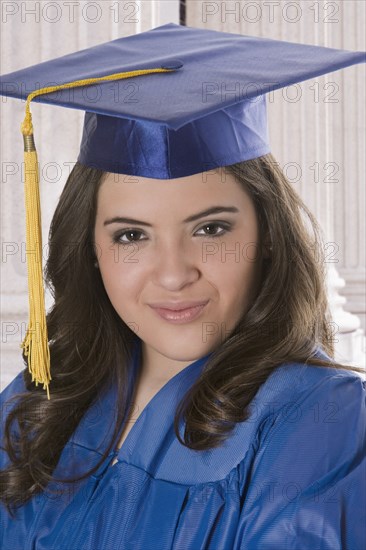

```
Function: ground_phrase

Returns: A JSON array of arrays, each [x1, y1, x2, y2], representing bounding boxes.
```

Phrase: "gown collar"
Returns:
[[67, 337, 214, 466]]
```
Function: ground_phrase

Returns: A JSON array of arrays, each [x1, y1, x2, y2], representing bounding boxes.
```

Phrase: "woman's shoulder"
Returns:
[[1, 369, 28, 410], [247, 346, 366, 450], [0, 370, 29, 470], [235, 350, 366, 550], [1, 369, 29, 429], [255, 345, 365, 406]]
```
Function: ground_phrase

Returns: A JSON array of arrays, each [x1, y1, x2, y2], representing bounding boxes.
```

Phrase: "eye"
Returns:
[[112, 222, 232, 244], [195, 222, 231, 238], [112, 229, 147, 244]]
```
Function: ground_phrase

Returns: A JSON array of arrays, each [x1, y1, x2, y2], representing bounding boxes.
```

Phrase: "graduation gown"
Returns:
[[1, 340, 365, 550]]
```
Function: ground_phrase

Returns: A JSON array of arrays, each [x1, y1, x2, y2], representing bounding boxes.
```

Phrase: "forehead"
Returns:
[[95, 170, 257, 219], [99, 168, 245, 199], [95, 169, 258, 226]]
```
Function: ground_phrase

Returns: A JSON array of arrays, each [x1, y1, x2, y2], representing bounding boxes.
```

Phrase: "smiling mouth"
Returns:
[[149, 302, 208, 324]]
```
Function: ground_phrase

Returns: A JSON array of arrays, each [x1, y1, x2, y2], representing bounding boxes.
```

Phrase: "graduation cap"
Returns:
[[0, 22, 365, 398]]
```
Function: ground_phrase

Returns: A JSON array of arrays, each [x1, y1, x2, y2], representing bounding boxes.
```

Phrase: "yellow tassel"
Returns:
[[20, 106, 51, 399], [19, 67, 175, 399]]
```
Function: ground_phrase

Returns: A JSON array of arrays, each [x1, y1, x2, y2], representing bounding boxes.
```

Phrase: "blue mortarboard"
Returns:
[[0, 22, 365, 399], [1, 22, 365, 179]]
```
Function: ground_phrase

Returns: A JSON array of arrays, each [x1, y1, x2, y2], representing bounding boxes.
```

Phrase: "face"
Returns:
[[94, 169, 263, 376]]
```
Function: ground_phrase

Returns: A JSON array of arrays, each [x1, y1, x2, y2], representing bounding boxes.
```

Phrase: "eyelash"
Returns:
[[112, 222, 232, 244]]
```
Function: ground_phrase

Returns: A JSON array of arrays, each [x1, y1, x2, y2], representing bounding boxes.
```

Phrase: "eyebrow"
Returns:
[[103, 206, 240, 227]]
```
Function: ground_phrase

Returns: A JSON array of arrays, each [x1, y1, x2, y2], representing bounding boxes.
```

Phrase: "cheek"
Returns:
[[205, 240, 260, 310], [205, 235, 259, 278], [99, 253, 139, 294], [97, 240, 153, 314]]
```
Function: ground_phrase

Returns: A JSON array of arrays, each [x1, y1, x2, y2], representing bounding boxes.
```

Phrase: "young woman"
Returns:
[[1, 23, 365, 550]]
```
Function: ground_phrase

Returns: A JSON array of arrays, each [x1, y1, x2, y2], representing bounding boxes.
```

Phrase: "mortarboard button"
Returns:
[[160, 60, 184, 70]]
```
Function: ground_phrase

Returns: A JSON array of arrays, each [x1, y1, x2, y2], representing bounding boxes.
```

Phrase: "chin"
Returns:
[[143, 337, 215, 362]]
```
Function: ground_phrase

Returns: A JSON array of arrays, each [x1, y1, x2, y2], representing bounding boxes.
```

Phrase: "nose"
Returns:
[[151, 238, 200, 291]]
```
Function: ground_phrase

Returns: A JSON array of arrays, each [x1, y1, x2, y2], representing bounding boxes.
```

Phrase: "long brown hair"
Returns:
[[1, 156, 363, 515]]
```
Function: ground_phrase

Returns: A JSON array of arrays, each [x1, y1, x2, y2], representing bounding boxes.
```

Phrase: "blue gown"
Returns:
[[1, 340, 365, 550]]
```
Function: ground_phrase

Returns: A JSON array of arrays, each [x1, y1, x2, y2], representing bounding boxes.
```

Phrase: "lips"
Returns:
[[149, 302, 209, 324], [149, 300, 209, 312]]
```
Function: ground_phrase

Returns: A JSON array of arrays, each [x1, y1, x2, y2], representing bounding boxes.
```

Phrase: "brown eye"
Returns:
[[113, 230, 146, 244], [195, 222, 231, 237]]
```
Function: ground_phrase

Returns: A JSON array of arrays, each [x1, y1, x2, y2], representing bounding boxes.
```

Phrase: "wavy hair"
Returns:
[[1, 156, 364, 515]]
